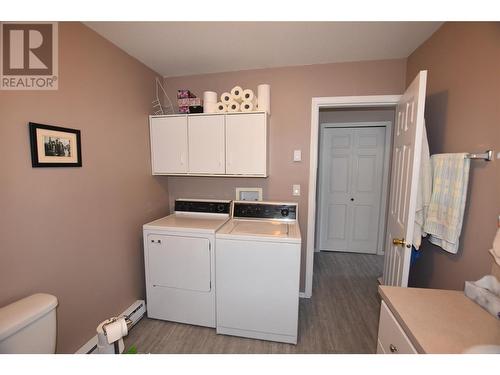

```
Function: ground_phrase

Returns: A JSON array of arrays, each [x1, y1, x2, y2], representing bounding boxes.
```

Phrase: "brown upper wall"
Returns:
[[0, 22, 170, 353], [164, 59, 407, 291], [407, 22, 500, 290]]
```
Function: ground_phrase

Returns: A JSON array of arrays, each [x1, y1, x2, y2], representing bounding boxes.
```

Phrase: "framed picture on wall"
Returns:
[[29, 122, 82, 167]]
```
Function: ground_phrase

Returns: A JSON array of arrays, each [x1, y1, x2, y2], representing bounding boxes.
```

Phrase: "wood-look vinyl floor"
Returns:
[[124, 251, 384, 354]]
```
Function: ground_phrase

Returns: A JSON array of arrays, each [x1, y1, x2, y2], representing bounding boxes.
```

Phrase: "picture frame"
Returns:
[[29, 122, 82, 167]]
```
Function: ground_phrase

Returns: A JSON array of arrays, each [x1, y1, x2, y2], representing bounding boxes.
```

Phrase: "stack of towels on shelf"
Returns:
[[203, 84, 270, 114]]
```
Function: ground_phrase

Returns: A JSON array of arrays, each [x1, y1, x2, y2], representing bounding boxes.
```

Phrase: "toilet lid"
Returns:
[[0, 293, 58, 341]]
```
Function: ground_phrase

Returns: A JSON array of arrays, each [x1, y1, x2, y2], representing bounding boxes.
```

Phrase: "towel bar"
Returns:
[[466, 150, 493, 161]]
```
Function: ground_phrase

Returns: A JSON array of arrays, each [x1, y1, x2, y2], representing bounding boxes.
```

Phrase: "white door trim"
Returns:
[[305, 95, 401, 298], [317, 121, 392, 256]]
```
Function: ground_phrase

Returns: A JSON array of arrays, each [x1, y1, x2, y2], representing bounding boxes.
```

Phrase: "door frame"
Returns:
[[304, 95, 401, 298], [316, 121, 392, 256]]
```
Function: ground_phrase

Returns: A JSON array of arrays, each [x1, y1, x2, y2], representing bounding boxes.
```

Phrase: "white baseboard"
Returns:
[[299, 292, 310, 299], [75, 299, 146, 354]]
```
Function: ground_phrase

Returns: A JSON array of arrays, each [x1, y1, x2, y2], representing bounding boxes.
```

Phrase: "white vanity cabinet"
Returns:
[[149, 112, 267, 177], [376, 301, 418, 354]]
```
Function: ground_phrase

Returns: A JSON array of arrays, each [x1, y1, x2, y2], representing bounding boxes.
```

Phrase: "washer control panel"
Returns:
[[174, 199, 231, 214], [233, 201, 297, 221]]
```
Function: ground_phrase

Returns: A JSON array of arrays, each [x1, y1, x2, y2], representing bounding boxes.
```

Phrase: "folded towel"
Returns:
[[413, 122, 432, 250], [423, 153, 470, 254]]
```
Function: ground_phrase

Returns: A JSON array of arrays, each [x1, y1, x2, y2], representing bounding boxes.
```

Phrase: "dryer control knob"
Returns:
[[281, 208, 289, 217]]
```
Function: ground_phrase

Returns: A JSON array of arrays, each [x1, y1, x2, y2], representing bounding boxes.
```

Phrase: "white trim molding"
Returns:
[[305, 95, 401, 298]]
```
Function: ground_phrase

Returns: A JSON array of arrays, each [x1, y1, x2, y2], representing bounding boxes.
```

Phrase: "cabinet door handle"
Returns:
[[389, 344, 398, 353], [151, 239, 162, 244]]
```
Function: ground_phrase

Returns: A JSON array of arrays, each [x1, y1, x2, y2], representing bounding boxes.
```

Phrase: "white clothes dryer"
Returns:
[[143, 199, 231, 328]]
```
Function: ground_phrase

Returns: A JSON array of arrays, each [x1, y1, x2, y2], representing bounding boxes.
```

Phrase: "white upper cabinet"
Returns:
[[149, 112, 267, 177], [188, 115, 225, 174], [225, 113, 267, 176], [150, 116, 188, 174]]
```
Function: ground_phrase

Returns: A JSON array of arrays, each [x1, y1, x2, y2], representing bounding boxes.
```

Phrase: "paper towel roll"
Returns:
[[242, 89, 255, 102], [257, 84, 270, 114], [230, 86, 243, 102], [227, 100, 240, 112], [203, 91, 218, 104], [104, 317, 128, 344], [241, 98, 257, 112], [220, 92, 232, 104], [204, 102, 218, 113], [216, 102, 227, 113]]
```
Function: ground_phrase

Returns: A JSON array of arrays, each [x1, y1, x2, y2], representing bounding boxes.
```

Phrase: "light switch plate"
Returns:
[[293, 150, 302, 162], [292, 184, 300, 196]]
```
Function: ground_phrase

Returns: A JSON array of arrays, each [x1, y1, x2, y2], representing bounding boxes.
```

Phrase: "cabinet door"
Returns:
[[225, 113, 267, 175], [188, 115, 225, 174], [150, 116, 188, 174]]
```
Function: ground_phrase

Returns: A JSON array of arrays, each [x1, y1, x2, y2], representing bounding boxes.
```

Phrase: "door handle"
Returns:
[[392, 238, 406, 247]]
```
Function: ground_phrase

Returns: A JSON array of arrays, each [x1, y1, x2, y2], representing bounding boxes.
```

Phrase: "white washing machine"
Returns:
[[143, 199, 231, 328], [215, 201, 301, 344]]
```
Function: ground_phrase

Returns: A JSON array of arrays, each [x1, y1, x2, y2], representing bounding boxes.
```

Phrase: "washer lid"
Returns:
[[217, 219, 301, 244], [230, 221, 289, 237]]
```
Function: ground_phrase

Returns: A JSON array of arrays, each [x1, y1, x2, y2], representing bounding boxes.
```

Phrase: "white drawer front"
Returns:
[[377, 301, 418, 354]]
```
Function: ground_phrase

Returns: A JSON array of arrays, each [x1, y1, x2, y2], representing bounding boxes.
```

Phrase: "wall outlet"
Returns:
[[292, 184, 301, 196], [293, 150, 302, 162]]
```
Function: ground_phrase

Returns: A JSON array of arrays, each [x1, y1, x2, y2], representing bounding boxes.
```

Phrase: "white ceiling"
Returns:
[[85, 22, 442, 77]]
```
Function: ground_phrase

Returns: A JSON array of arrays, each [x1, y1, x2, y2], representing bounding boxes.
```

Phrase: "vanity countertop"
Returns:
[[378, 285, 500, 353]]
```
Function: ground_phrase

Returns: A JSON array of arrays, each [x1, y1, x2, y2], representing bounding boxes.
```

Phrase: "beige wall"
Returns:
[[164, 59, 407, 291], [407, 22, 500, 290], [0, 22, 170, 353]]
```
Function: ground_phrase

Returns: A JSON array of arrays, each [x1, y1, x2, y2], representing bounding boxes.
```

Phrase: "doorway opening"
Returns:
[[305, 95, 401, 298], [312, 108, 395, 314], [315, 108, 394, 256]]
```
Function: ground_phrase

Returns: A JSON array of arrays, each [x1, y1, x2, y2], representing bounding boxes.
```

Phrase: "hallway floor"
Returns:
[[124, 252, 384, 353]]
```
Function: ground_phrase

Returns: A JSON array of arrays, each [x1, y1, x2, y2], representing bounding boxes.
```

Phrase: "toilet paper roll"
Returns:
[[203, 91, 218, 104], [204, 102, 218, 113], [227, 100, 240, 112], [242, 89, 255, 102], [104, 317, 128, 344], [257, 84, 270, 114], [230, 86, 243, 102], [240, 98, 257, 112], [220, 92, 232, 104], [216, 102, 227, 113]]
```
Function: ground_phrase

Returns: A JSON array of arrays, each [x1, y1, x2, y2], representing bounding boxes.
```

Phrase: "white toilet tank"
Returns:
[[0, 293, 58, 353]]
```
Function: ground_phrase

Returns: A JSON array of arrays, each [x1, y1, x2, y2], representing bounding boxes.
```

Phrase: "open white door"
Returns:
[[382, 71, 427, 287]]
